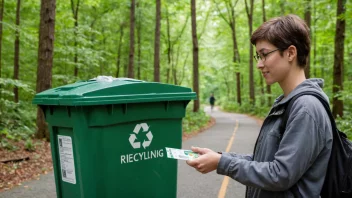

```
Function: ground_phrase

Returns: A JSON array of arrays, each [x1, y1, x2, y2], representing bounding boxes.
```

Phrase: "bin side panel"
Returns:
[[45, 106, 73, 128], [52, 126, 81, 198], [48, 125, 62, 198], [92, 119, 182, 197]]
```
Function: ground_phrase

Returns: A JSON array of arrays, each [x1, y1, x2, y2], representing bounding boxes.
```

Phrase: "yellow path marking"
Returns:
[[218, 119, 239, 198]]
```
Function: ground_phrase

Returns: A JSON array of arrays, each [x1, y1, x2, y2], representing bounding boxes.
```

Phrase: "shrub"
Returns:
[[182, 105, 211, 134]]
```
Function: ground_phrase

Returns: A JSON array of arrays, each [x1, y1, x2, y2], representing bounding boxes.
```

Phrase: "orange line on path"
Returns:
[[218, 119, 239, 198]]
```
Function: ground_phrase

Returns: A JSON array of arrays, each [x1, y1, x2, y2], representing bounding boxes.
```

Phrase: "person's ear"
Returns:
[[287, 45, 297, 62]]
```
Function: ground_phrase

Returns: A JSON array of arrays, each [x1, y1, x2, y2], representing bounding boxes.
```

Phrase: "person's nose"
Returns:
[[256, 60, 264, 70]]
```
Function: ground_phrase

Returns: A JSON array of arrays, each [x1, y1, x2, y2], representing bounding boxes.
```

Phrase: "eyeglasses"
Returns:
[[254, 48, 280, 62]]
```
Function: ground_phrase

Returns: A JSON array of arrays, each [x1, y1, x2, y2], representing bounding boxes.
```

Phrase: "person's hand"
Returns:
[[186, 146, 221, 174]]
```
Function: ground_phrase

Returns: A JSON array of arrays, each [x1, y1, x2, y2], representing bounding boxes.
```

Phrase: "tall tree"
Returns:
[[304, 0, 311, 78], [171, 16, 189, 85], [312, 0, 317, 77], [258, 0, 265, 106], [99, 27, 107, 75], [0, 0, 4, 80], [136, 1, 141, 80], [70, 0, 80, 77], [166, 4, 171, 84], [13, 0, 21, 103], [213, 0, 241, 105], [116, 23, 125, 78], [191, 0, 199, 112], [332, 0, 346, 118], [261, 0, 266, 22], [128, 0, 135, 78], [36, 0, 56, 140], [262, 0, 272, 106], [154, 0, 161, 82], [165, 3, 189, 85], [244, 0, 255, 105]]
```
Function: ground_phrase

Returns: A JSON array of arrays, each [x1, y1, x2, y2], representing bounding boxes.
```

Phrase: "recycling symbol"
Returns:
[[129, 123, 153, 149]]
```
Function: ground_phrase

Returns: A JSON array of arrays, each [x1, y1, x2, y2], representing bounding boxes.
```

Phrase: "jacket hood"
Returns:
[[274, 78, 329, 107]]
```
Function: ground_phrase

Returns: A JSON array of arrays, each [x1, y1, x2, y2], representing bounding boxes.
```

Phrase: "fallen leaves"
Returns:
[[0, 139, 53, 192]]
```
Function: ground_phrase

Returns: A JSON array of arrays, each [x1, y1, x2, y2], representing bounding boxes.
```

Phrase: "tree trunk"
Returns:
[[136, 1, 141, 80], [259, 71, 265, 105], [230, 10, 241, 105], [70, 0, 80, 77], [128, 0, 135, 78], [262, 0, 272, 106], [332, 0, 346, 118], [313, 0, 317, 77], [100, 27, 107, 75], [221, 70, 230, 97], [0, 0, 4, 80], [166, 5, 171, 83], [154, 0, 161, 82], [116, 27, 124, 77], [214, 0, 241, 105], [178, 53, 189, 85], [172, 14, 189, 85], [36, 0, 56, 140], [262, 0, 266, 22], [321, 47, 325, 80], [304, 0, 311, 78], [245, 0, 255, 105], [13, 0, 20, 103], [191, 0, 199, 112]]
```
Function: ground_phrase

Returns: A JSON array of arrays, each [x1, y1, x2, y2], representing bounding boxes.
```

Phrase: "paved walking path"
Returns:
[[0, 106, 261, 198], [177, 106, 260, 198]]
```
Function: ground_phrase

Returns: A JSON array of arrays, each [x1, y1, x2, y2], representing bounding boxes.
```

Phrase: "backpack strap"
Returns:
[[280, 91, 341, 140], [279, 91, 337, 137]]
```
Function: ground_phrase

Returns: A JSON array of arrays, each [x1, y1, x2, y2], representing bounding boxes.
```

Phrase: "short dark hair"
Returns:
[[250, 14, 311, 68]]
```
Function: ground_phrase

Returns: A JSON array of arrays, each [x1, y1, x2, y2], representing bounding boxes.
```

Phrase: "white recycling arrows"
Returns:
[[129, 134, 141, 149], [133, 123, 149, 134], [142, 131, 153, 149], [129, 123, 153, 149]]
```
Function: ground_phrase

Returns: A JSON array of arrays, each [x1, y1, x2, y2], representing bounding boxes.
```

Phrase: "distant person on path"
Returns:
[[209, 93, 216, 111], [186, 14, 332, 198]]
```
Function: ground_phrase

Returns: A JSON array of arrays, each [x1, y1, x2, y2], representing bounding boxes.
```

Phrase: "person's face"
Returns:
[[255, 40, 290, 85]]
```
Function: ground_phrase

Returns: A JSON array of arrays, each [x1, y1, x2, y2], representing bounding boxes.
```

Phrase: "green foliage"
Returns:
[[336, 114, 352, 140], [221, 92, 352, 140], [0, 78, 35, 94], [0, 0, 351, 151], [335, 81, 352, 140], [25, 139, 36, 152], [219, 96, 269, 119], [0, 99, 37, 150], [182, 105, 211, 134], [0, 138, 18, 151], [221, 100, 240, 112]]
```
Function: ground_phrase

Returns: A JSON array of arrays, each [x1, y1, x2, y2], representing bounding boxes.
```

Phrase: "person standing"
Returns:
[[209, 93, 216, 111], [186, 14, 332, 198]]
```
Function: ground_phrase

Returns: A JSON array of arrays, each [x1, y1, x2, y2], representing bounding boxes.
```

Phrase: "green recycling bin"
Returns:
[[32, 77, 196, 198]]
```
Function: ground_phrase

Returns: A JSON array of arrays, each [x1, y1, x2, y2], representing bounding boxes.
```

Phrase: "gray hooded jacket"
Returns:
[[217, 79, 333, 198]]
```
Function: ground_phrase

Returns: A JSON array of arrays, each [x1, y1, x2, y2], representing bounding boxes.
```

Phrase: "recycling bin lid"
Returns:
[[32, 77, 197, 106]]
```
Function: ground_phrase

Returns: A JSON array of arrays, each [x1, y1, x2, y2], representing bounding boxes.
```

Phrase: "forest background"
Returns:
[[0, 0, 351, 191], [0, 0, 351, 151]]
